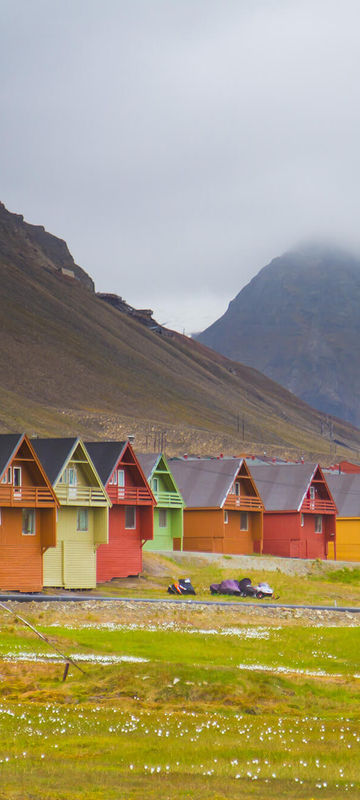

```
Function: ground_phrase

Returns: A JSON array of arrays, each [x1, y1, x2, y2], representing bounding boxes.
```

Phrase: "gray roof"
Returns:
[[137, 453, 160, 481], [249, 463, 319, 511], [31, 438, 80, 485], [0, 433, 24, 477], [327, 474, 360, 517], [85, 441, 127, 485], [169, 458, 244, 508]]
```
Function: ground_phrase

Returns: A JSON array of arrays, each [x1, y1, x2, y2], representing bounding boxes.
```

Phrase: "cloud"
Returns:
[[1, 0, 360, 331]]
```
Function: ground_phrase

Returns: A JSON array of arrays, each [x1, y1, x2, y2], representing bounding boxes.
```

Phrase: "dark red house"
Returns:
[[85, 440, 155, 580], [250, 463, 337, 559]]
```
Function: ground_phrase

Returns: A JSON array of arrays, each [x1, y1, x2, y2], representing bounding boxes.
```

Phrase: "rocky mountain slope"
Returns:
[[196, 243, 360, 427], [1, 204, 360, 460]]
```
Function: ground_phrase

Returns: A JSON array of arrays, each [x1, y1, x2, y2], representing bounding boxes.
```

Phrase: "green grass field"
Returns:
[[1, 558, 360, 799]]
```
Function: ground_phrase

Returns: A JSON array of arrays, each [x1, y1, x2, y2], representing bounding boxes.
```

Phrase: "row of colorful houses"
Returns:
[[1, 434, 360, 592]]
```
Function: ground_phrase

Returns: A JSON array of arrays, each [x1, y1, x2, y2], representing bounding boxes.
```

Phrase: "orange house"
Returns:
[[170, 458, 263, 554], [0, 434, 58, 591]]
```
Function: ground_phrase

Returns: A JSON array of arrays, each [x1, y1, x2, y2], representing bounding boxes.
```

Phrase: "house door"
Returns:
[[290, 539, 300, 558]]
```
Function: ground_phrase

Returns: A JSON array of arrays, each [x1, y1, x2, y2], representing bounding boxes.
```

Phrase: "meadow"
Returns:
[[0, 556, 359, 799]]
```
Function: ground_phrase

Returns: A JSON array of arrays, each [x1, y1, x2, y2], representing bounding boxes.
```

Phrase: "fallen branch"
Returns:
[[0, 600, 86, 677]]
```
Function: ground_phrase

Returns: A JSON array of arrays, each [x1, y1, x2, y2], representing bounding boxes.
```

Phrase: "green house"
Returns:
[[138, 453, 184, 551]]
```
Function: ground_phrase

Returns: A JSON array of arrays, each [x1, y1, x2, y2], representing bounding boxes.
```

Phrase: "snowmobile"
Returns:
[[210, 576, 275, 599], [167, 577, 196, 595]]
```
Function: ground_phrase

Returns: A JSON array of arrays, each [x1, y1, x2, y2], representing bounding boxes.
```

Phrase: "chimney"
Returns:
[[128, 434, 135, 445]]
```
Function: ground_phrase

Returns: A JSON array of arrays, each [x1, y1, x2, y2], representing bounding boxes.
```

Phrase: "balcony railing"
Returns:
[[56, 485, 108, 505], [0, 486, 55, 506], [106, 485, 153, 505], [153, 490, 183, 507], [301, 498, 336, 513], [224, 494, 263, 511]]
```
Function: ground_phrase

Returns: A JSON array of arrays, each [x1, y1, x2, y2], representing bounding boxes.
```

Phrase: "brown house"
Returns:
[[0, 434, 58, 591], [170, 457, 263, 554]]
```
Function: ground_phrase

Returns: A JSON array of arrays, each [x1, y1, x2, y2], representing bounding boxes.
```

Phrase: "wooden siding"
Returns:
[[43, 506, 102, 588], [144, 506, 183, 552], [262, 511, 334, 559], [329, 518, 360, 561], [97, 505, 153, 581], [182, 508, 262, 554], [0, 508, 43, 591]]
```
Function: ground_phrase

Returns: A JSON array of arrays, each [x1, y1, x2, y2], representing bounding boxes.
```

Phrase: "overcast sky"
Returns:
[[1, 0, 360, 333]]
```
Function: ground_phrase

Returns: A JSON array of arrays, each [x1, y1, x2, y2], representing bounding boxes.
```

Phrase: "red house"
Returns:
[[250, 463, 337, 559], [85, 441, 155, 580], [0, 433, 58, 591]]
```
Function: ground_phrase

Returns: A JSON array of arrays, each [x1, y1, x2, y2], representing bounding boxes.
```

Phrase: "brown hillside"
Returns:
[[1, 202, 360, 461]]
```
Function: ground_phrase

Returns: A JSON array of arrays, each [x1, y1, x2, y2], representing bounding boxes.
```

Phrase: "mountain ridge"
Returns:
[[196, 243, 360, 426], [1, 203, 360, 460]]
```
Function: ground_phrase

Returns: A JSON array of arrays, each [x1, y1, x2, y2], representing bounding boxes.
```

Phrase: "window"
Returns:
[[77, 508, 88, 531], [125, 506, 136, 529], [240, 511, 248, 530], [159, 508, 167, 528], [309, 486, 315, 500], [315, 515, 322, 533], [224, 510, 228, 524], [68, 467, 77, 486], [13, 467, 21, 487], [234, 481, 240, 497], [22, 509, 35, 535], [301, 513, 304, 527], [152, 477, 158, 492], [1, 467, 11, 484]]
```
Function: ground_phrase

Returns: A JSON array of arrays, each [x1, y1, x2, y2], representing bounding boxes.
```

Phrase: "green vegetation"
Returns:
[[1, 566, 360, 800], [0, 624, 360, 799]]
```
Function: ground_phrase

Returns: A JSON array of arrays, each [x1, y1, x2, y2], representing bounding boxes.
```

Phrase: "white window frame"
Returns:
[[240, 511, 248, 531], [158, 508, 167, 528], [125, 506, 136, 529], [152, 477, 158, 493], [77, 508, 88, 531], [309, 486, 316, 500], [22, 508, 35, 536], [13, 466, 22, 497], [234, 481, 240, 497], [224, 510, 229, 524], [68, 467, 77, 486], [301, 513, 305, 527], [315, 515, 323, 533]]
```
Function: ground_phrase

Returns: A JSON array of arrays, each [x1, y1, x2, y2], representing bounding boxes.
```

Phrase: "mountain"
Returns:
[[196, 243, 360, 427], [1, 204, 360, 460]]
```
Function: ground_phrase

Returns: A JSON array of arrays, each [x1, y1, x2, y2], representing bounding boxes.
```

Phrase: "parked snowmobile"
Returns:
[[167, 577, 196, 596], [210, 577, 274, 599]]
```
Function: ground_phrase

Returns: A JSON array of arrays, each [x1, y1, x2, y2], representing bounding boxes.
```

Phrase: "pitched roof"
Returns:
[[137, 452, 160, 480], [31, 438, 80, 485], [169, 458, 244, 508], [249, 463, 318, 511], [326, 473, 360, 517], [85, 441, 127, 485], [0, 434, 24, 477]]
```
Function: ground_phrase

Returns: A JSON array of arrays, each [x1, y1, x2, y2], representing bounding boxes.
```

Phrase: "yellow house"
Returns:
[[327, 473, 360, 561], [32, 437, 110, 588]]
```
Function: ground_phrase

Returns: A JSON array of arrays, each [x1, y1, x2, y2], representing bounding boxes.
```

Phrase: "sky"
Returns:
[[1, 0, 360, 334]]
